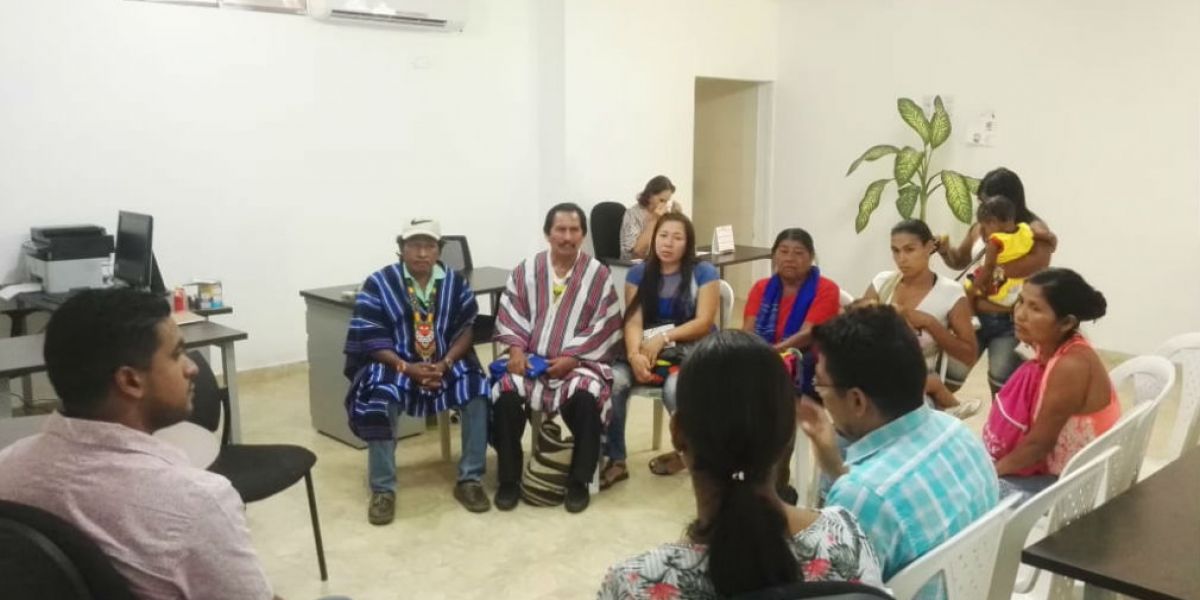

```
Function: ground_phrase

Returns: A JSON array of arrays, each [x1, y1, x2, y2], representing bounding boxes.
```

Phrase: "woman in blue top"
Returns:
[[602, 213, 720, 487]]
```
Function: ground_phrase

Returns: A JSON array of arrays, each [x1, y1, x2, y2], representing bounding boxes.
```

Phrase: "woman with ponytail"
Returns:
[[983, 268, 1120, 499], [598, 331, 881, 599]]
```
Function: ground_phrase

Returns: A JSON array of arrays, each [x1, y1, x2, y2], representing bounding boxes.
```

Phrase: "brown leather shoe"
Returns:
[[454, 481, 492, 513], [368, 491, 395, 525]]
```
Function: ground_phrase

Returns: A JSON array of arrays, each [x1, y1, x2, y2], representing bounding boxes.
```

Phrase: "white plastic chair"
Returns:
[[884, 494, 1021, 600], [988, 447, 1118, 600], [1155, 332, 1200, 461], [839, 288, 855, 309], [640, 280, 734, 450], [1057, 401, 1151, 508], [1104, 355, 1174, 491]]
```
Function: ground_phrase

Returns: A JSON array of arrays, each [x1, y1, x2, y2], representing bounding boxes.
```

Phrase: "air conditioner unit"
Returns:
[[309, 0, 466, 32]]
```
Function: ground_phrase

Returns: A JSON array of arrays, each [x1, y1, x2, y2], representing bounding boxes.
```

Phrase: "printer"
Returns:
[[22, 225, 114, 293]]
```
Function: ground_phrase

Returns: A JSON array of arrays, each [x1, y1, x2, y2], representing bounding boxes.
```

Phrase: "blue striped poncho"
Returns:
[[343, 263, 489, 442]]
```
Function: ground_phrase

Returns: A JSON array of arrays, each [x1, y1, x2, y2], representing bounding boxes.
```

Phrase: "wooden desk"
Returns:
[[1021, 446, 1200, 600], [0, 322, 250, 443]]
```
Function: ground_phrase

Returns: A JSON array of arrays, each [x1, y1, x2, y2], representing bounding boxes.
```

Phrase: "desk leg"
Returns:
[[11, 313, 34, 409], [220, 342, 243, 444], [19, 377, 33, 410], [0, 378, 11, 419], [717, 266, 728, 329]]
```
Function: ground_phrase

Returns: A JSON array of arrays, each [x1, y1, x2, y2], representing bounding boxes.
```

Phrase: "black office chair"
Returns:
[[186, 351, 328, 581], [0, 500, 137, 600], [590, 201, 627, 261], [438, 235, 495, 347], [733, 580, 896, 600], [439, 234, 475, 272]]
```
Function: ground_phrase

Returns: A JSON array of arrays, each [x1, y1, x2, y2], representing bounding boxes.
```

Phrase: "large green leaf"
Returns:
[[929, 96, 951, 148], [941, 170, 973, 223], [893, 146, 923, 184], [897, 98, 931, 143], [846, 144, 899, 176], [964, 174, 981, 196], [856, 179, 890, 233], [896, 185, 919, 219]]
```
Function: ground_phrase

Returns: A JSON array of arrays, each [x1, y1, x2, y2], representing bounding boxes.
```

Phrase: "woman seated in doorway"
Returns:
[[862, 219, 981, 418], [984, 268, 1119, 499], [742, 228, 842, 502], [620, 175, 682, 261], [603, 212, 719, 487], [598, 331, 882, 599]]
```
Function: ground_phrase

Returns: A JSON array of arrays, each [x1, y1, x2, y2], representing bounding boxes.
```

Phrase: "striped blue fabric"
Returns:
[[827, 406, 999, 593], [343, 262, 489, 441]]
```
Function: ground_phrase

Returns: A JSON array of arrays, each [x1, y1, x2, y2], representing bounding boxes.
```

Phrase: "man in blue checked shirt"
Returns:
[[799, 304, 999, 598]]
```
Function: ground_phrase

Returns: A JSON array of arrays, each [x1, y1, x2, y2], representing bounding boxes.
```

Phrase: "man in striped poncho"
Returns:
[[492, 203, 623, 513], [344, 218, 492, 524]]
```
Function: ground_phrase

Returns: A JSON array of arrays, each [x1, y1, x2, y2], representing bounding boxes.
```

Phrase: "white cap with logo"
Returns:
[[400, 218, 442, 242]]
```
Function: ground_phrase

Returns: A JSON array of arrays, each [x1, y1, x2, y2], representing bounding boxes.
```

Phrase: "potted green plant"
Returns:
[[846, 96, 980, 232]]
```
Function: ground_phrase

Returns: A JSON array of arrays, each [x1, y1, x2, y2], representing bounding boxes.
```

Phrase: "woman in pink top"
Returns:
[[985, 268, 1120, 499]]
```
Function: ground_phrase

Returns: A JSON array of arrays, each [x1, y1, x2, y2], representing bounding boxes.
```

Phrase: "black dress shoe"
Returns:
[[454, 481, 492, 513], [564, 481, 590, 513], [494, 482, 520, 511]]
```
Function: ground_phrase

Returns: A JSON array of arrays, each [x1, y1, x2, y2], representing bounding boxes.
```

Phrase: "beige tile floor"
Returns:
[[239, 348, 1183, 600]]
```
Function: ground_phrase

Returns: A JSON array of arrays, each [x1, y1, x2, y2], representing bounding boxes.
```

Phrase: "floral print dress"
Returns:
[[597, 507, 883, 600]]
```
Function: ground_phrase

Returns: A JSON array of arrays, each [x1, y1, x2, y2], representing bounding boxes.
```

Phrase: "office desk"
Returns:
[[0, 321, 250, 443], [299, 267, 510, 449], [601, 244, 773, 278], [1021, 446, 1200, 600]]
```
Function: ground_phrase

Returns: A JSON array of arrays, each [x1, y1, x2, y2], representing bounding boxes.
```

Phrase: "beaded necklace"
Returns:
[[406, 279, 438, 361]]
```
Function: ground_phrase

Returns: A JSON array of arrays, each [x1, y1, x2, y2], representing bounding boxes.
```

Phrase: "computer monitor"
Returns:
[[114, 211, 154, 290]]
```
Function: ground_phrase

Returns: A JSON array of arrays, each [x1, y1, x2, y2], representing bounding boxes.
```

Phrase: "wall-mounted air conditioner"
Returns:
[[308, 0, 466, 32]]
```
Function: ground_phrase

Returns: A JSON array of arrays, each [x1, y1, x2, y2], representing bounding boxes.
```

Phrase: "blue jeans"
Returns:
[[605, 362, 678, 462], [945, 312, 1022, 396], [368, 396, 488, 493], [998, 474, 1058, 506]]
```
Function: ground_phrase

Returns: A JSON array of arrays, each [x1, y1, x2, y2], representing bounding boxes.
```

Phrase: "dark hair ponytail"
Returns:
[[1028, 268, 1108, 332], [676, 331, 798, 596], [890, 219, 934, 244]]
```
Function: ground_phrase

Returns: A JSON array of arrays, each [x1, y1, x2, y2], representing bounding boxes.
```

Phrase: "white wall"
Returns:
[[561, 0, 779, 214], [1, 0, 781, 369], [774, 0, 1200, 353], [0, 0, 546, 368]]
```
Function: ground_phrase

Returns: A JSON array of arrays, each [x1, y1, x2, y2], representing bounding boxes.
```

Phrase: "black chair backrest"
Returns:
[[0, 500, 136, 600], [590, 201, 626, 260], [186, 350, 230, 445], [440, 235, 473, 272], [733, 580, 896, 600]]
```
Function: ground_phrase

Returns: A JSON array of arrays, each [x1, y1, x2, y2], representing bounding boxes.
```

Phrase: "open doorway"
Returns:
[[692, 77, 773, 321]]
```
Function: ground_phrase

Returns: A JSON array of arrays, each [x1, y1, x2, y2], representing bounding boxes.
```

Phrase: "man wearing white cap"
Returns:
[[344, 218, 492, 523]]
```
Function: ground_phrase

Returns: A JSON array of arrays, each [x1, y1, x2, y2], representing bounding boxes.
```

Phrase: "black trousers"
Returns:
[[493, 390, 602, 487]]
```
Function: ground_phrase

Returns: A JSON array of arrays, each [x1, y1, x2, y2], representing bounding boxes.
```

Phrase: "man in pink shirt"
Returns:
[[0, 288, 275, 600]]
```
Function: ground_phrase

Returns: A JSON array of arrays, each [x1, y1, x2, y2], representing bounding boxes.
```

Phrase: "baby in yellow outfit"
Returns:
[[965, 195, 1035, 306]]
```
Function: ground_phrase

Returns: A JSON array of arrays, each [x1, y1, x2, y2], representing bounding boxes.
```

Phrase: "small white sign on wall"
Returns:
[[711, 225, 735, 254]]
